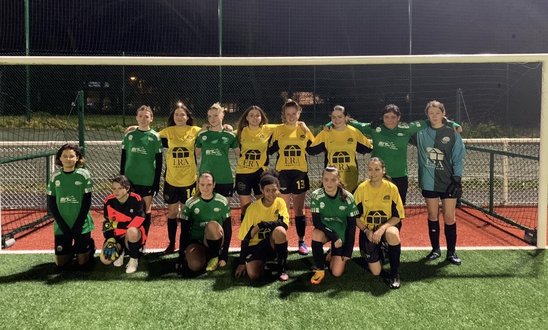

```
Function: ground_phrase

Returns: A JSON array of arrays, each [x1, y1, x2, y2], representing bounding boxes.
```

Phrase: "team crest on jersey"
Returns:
[[338, 205, 347, 211], [383, 195, 390, 200], [128, 135, 133, 141], [202, 136, 208, 141], [441, 136, 451, 144], [129, 208, 134, 214], [148, 136, 154, 141], [299, 134, 306, 140], [375, 127, 382, 133], [55, 180, 61, 187], [346, 138, 354, 144], [397, 133, 405, 137], [74, 181, 82, 186], [194, 208, 200, 214], [213, 207, 220, 212], [319, 202, 325, 209], [56, 245, 63, 252]]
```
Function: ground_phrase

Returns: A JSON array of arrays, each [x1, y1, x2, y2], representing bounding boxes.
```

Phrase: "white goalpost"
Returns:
[[0, 54, 547, 249]]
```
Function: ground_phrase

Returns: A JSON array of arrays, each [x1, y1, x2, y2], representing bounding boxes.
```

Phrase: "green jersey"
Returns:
[[181, 193, 231, 241], [349, 119, 460, 178], [309, 187, 359, 243], [195, 129, 238, 184], [122, 128, 162, 186], [47, 168, 95, 235]]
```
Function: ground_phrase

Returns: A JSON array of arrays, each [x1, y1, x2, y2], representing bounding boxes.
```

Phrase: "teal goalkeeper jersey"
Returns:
[[309, 187, 359, 243], [416, 125, 465, 192], [181, 193, 231, 241], [196, 129, 238, 184]]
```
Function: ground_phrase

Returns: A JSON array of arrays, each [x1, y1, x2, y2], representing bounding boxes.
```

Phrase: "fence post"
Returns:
[[489, 152, 494, 213], [77, 90, 85, 156], [502, 138, 509, 205]]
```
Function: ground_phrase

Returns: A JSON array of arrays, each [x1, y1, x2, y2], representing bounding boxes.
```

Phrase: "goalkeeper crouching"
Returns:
[[100, 175, 146, 274]]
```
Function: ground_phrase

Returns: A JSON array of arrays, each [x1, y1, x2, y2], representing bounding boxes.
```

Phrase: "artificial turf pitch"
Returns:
[[0, 250, 546, 329]]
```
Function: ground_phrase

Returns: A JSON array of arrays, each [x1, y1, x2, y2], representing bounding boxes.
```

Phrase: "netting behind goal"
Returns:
[[0, 55, 546, 247]]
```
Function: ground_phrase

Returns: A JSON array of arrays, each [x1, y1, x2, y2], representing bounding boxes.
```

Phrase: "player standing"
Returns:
[[416, 100, 465, 265], [120, 105, 162, 238]]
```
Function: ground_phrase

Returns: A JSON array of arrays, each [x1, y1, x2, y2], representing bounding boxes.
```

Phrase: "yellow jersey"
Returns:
[[238, 197, 290, 246], [236, 124, 278, 174], [309, 125, 372, 192], [353, 179, 405, 231], [270, 124, 315, 172], [159, 125, 201, 187]]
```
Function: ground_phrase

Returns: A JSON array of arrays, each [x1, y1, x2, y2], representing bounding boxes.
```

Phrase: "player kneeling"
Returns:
[[354, 158, 405, 289], [309, 167, 358, 285], [177, 172, 232, 272], [235, 172, 290, 282], [176, 172, 232, 273], [100, 175, 146, 274]]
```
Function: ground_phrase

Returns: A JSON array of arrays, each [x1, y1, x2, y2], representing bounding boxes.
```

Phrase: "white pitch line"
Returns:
[[0, 246, 540, 255]]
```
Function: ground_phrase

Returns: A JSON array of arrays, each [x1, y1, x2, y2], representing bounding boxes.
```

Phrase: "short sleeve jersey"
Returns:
[[310, 126, 372, 192], [310, 187, 360, 243], [238, 197, 290, 247], [159, 125, 202, 187], [416, 125, 465, 192], [122, 129, 162, 186], [181, 193, 231, 241], [270, 124, 315, 172], [196, 129, 238, 184], [103, 192, 145, 237], [236, 124, 278, 174], [350, 120, 427, 178], [353, 179, 405, 231], [47, 168, 95, 235]]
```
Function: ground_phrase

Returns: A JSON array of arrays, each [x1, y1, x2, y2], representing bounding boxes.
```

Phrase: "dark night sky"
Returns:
[[0, 0, 547, 127], [2, 0, 548, 56]]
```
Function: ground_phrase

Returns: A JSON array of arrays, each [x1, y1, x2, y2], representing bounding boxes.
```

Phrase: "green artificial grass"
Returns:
[[0, 250, 546, 329]]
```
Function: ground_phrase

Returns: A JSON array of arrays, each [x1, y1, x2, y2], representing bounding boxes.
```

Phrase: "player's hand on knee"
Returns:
[[334, 238, 343, 248], [235, 264, 246, 278]]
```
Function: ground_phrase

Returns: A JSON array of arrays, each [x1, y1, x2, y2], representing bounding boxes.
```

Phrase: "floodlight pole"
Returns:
[[538, 61, 548, 249]]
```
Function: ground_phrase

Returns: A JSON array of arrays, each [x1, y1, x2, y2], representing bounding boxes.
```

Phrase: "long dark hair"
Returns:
[[236, 105, 269, 143], [55, 143, 85, 168], [167, 103, 194, 127]]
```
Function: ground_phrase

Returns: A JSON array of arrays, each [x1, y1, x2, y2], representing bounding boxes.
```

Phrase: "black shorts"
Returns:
[[278, 170, 309, 195], [329, 244, 344, 257], [358, 231, 388, 264], [235, 169, 264, 196], [163, 182, 196, 204], [214, 183, 234, 197], [245, 238, 276, 263], [422, 189, 453, 200], [54, 232, 93, 256], [391, 176, 408, 205], [132, 184, 154, 198], [186, 240, 219, 259]]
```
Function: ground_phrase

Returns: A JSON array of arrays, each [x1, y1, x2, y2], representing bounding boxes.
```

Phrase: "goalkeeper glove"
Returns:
[[446, 176, 463, 199], [102, 219, 118, 232], [102, 238, 119, 261]]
